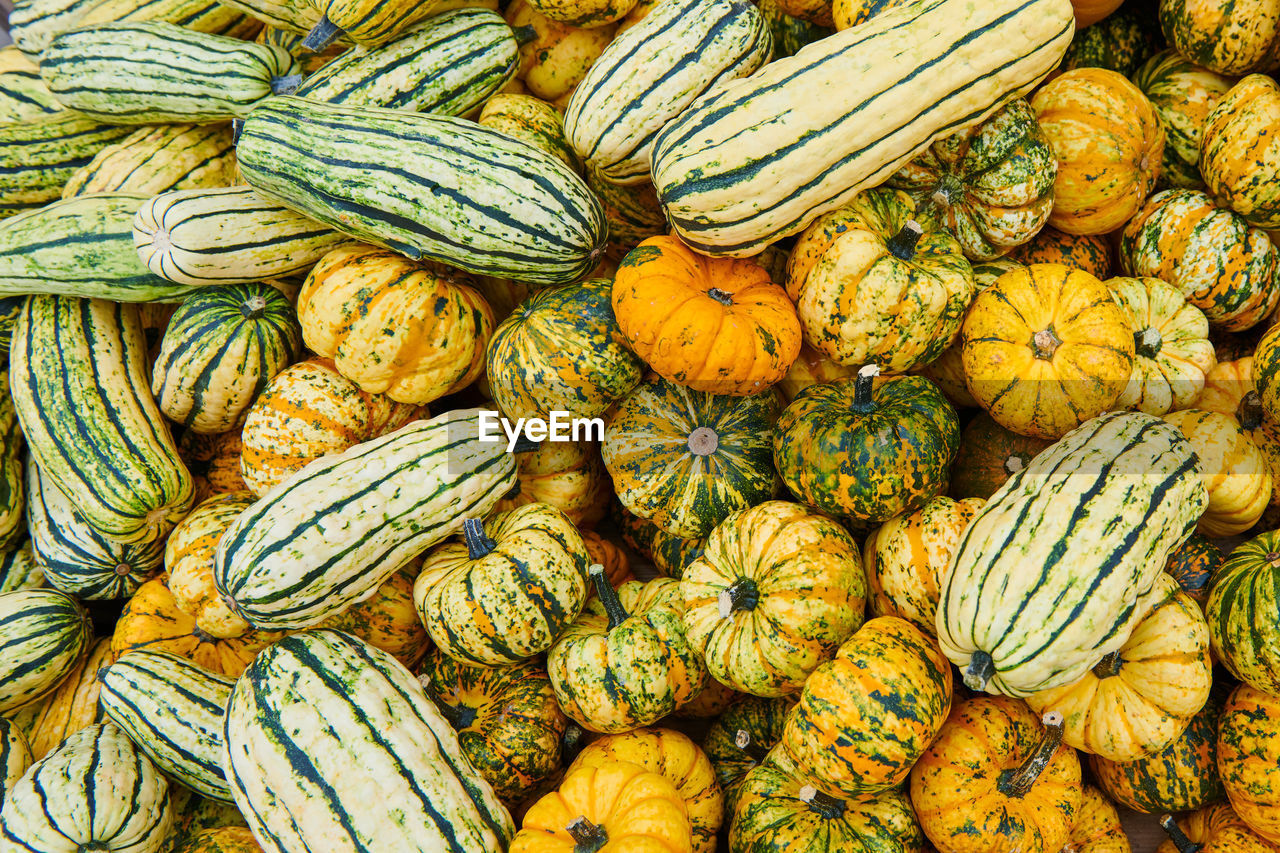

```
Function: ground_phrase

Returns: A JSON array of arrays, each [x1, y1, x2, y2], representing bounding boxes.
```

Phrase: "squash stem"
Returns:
[[1159, 815, 1204, 853], [566, 816, 609, 853], [707, 287, 734, 306], [851, 364, 880, 413], [963, 650, 995, 692], [687, 426, 720, 456], [718, 578, 759, 617], [1031, 327, 1061, 360], [589, 564, 629, 629], [302, 16, 344, 51], [270, 73, 303, 95], [436, 699, 478, 731], [231, 119, 243, 145], [798, 785, 847, 820], [511, 24, 538, 45], [1240, 391, 1266, 431], [885, 220, 924, 261], [996, 711, 1065, 798], [1091, 651, 1123, 679], [733, 728, 770, 763], [1134, 327, 1162, 358], [463, 518, 497, 560], [240, 294, 269, 320]]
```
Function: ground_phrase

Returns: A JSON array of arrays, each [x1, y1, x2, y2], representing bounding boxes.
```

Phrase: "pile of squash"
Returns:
[[1, 0, 1280, 850]]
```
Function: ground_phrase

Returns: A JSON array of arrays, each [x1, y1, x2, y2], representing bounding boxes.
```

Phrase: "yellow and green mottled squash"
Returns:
[[673, 677, 742, 720], [583, 168, 666, 253], [1061, 785, 1130, 853], [16, 637, 113, 761], [486, 277, 643, 422], [415, 503, 588, 667], [761, 0, 834, 54], [603, 377, 780, 539], [1158, 0, 1280, 76], [829, 0, 898, 29], [1133, 49, 1237, 190], [1165, 532, 1223, 605], [178, 429, 247, 505], [888, 99, 1056, 262], [521, 0, 636, 29], [680, 500, 866, 697], [166, 491, 255, 640], [174, 827, 263, 853], [1007, 226, 1113, 276], [1108, 275, 1216, 415], [1201, 74, 1280, 230], [318, 568, 429, 669], [1059, 7, 1162, 77], [863, 495, 984, 635], [1120, 189, 1280, 331], [492, 439, 612, 529], [1205, 531, 1280, 695], [0, 717, 29, 805], [779, 616, 953, 798], [784, 188, 975, 373], [1157, 803, 1279, 853], [1164, 409, 1272, 536], [1198, 358, 1280, 507], [165, 789, 248, 852], [701, 695, 795, 818], [479, 93, 582, 173], [1208, 684, 1280, 844], [949, 412, 1053, 500], [611, 502, 705, 579], [419, 650, 567, 803], [62, 123, 237, 199], [506, 0, 617, 102]]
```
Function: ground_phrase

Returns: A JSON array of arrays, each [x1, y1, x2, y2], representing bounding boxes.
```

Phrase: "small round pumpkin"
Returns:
[[1132, 49, 1238, 190], [960, 263, 1136, 439], [1156, 803, 1279, 853], [1202, 75, 1280, 229], [166, 491, 256, 640], [580, 530, 631, 590], [611, 503, 705, 579], [1163, 409, 1273, 536], [1165, 532, 1224, 605], [673, 678, 742, 720], [1213, 685, 1280, 843], [1205, 530, 1280, 695], [702, 696, 795, 819], [1007, 226, 1113, 276], [178, 429, 247, 504], [1158, 0, 1280, 76], [948, 412, 1053, 500], [492, 439, 612, 529], [680, 500, 867, 697], [478, 94, 582, 174], [317, 568, 429, 669], [1031, 67, 1165, 235], [1058, 7, 1163, 77], [1062, 785, 1130, 853], [611, 236, 801, 396]]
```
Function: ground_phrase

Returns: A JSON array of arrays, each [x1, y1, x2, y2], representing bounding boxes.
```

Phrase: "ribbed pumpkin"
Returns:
[[15, 637, 114, 761], [110, 577, 287, 679], [611, 236, 801, 396], [1157, 804, 1279, 853], [774, 369, 960, 524], [238, 357, 424, 497], [1120, 188, 1280, 331], [580, 530, 631, 590], [1254, 314, 1280, 421], [1201, 75, 1280, 229], [584, 167, 666, 253], [779, 616, 953, 798], [492, 439, 611, 529], [297, 244, 493, 406], [317, 568, 429, 668], [1089, 683, 1227, 814], [478, 93, 582, 174], [776, 344, 857, 403], [1023, 574, 1211, 762], [178, 429, 247, 504], [165, 491, 256, 640], [948, 413, 1053, 500], [701, 696, 795, 818], [1109, 276, 1216, 415], [173, 827, 263, 853], [674, 678, 742, 721], [1007, 227, 1113, 277], [506, 0, 618, 103], [166, 789, 248, 851], [1165, 532, 1224, 605], [960, 263, 1136, 440], [487, 278, 643, 422], [1059, 7, 1162, 77], [1132, 49, 1237, 190], [1030, 67, 1164, 235], [612, 504, 705, 579], [909, 698, 1083, 853], [1158, 0, 1280, 76], [1062, 786, 1130, 853], [419, 650, 567, 803], [547, 571, 705, 733], [886, 99, 1056, 261], [1163, 409, 1272, 536], [680, 500, 866, 697], [151, 283, 301, 434], [414, 503, 588, 667], [863, 496, 984, 635], [603, 378, 780, 539], [1204, 689, 1280, 843], [1205, 531, 1280, 694], [784, 188, 975, 373]]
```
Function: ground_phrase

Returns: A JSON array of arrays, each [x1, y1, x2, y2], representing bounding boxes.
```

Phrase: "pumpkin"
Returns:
[[547, 570, 705, 733], [1201, 75, 1280, 230], [1198, 356, 1257, 415], [491, 439, 611, 529], [1214, 684, 1280, 843], [1132, 49, 1238, 190], [774, 368, 960, 524], [506, 0, 614, 101], [612, 503, 705, 579], [701, 696, 795, 819], [960, 263, 1136, 440], [779, 616, 953, 798], [15, 638, 114, 762], [1254, 321, 1280, 420], [566, 728, 720, 853], [1119, 188, 1280, 331], [764, 0, 835, 51], [165, 491, 256, 640], [776, 344, 857, 403], [414, 503, 588, 667], [1059, 7, 1163, 77], [909, 698, 1083, 853], [1109, 276, 1216, 415], [948, 413, 1053, 500], [1156, 804, 1279, 853], [730, 758, 926, 852], [238, 357, 424, 497], [580, 530, 631, 590], [486, 278, 643, 422], [771, 0, 833, 25], [1071, 0, 1122, 28], [1089, 683, 1227, 814], [178, 430, 248, 504], [603, 377, 780, 539], [1158, 0, 1280, 76], [1062, 786, 1130, 853], [1023, 574, 1211, 762], [680, 500, 866, 697], [1030, 68, 1165, 235], [1163, 409, 1272, 536], [1205, 531, 1280, 694], [110, 577, 287, 679], [1165, 532, 1223, 605], [863, 496, 984, 635], [584, 167, 666, 253], [1007, 227, 1113, 277], [317, 568, 429, 669], [166, 790, 249, 851], [886, 99, 1056, 262], [297, 244, 494, 406], [673, 678, 743, 720], [472, 276, 532, 327], [509, 760, 692, 853], [611, 236, 801, 396], [419, 650, 566, 803], [173, 827, 263, 853], [784, 188, 975, 372], [478, 94, 582, 174]]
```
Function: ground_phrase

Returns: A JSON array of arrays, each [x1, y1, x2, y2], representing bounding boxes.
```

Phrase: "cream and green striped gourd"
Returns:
[[0, 113, 135, 218], [937, 411, 1208, 697], [62, 123, 238, 199], [650, 0, 1076, 255], [223, 629, 514, 852], [0, 587, 90, 713], [0, 543, 42, 593], [10, 296, 194, 544], [0, 48, 63, 123], [0, 373, 23, 555], [0, 717, 31, 801], [10, 0, 258, 57]]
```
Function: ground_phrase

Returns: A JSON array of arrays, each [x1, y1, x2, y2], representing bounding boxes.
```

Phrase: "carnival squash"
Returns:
[[1062, 786, 1131, 853], [1007, 227, 1112, 277], [492, 439, 612, 529], [1165, 533, 1223, 605], [1201, 75, 1280, 230], [1164, 409, 1272, 536], [1132, 49, 1238, 190], [317, 568, 429, 668], [1254, 322, 1280, 421], [580, 530, 631, 590], [506, 0, 618, 102], [165, 491, 256, 640], [948, 413, 1052, 500], [1156, 803, 1279, 853], [1158, 0, 1280, 76], [776, 344, 857, 403], [1059, 7, 1162, 77], [1213, 684, 1280, 844], [1109, 276, 1216, 415], [1205, 531, 1280, 695], [612, 504, 706, 579], [701, 696, 795, 819]]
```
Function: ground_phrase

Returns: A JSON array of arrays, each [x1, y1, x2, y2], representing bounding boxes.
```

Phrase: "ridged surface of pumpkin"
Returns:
[[1155, 802, 1278, 853], [1205, 530, 1280, 694], [62, 123, 237, 199], [1202, 74, 1280, 229], [1062, 785, 1131, 853], [318, 568, 430, 668], [1109, 275, 1216, 415], [1158, 0, 1280, 75], [1007, 225, 1113, 276], [165, 492, 255, 640], [701, 695, 794, 817], [506, 0, 618, 102], [948, 412, 1052, 500], [16, 636, 112, 762], [492, 440, 612, 529], [1132, 49, 1237, 189], [1164, 532, 1222, 604], [612, 503, 705, 578], [1164, 408, 1272, 536], [1208, 686, 1280, 844], [173, 826, 263, 853], [1058, 7, 1161, 77]]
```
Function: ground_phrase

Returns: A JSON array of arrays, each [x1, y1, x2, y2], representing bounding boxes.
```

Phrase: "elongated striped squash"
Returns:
[[0, 588, 90, 713], [223, 630, 514, 852], [937, 412, 1208, 697], [26, 462, 165, 600], [220, 0, 322, 33], [0, 542, 43, 593], [133, 186, 347, 287], [0, 375, 23, 555], [0, 49, 63, 123], [0, 194, 204, 301], [41, 23, 300, 124], [237, 96, 607, 285], [10, 0, 259, 58], [100, 651, 234, 803], [214, 408, 516, 630], [302, 0, 443, 49], [0, 723, 172, 853], [563, 0, 770, 184], [11, 297, 194, 544], [294, 8, 518, 114], [0, 113, 135, 218], [62, 123, 238, 199], [0, 717, 31, 801], [649, 0, 1076, 255]]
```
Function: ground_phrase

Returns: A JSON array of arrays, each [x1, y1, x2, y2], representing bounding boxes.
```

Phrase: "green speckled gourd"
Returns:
[[1060, 7, 1163, 77], [702, 695, 795, 818], [1205, 529, 1280, 695], [612, 503, 706, 578], [1132, 49, 1237, 189]]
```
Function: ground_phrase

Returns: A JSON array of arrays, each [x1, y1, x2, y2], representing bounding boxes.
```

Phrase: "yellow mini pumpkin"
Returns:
[[777, 344, 857, 403], [1108, 276, 1216, 415], [506, 0, 617, 102], [1157, 803, 1278, 853], [492, 440, 612, 529], [166, 491, 256, 640], [1063, 786, 1130, 853], [1201, 74, 1280, 229], [1163, 409, 1273, 536]]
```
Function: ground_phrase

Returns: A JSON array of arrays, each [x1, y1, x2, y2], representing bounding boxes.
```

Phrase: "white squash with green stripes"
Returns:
[[0, 587, 90, 713], [0, 717, 31, 801]]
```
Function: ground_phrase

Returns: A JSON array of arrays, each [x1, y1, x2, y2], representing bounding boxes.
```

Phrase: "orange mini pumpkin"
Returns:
[[612, 236, 801, 396], [1157, 804, 1278, 853]]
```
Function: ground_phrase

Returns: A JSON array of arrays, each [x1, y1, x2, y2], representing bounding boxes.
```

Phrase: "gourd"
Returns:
[[0, 113, 135, 219], [1201, 75, 1280, 229], [1163, 409, 1272, 536], [1205, 530, 1280, 695], [1071, 0, 1122, 27], [317, 568, 430, 668], [776, 344, 856, 403], [1109, 275, 1216, 415], [492, 440, 612, 529], [1008, 225, 1113, 276], [62, 123, 237, 199], [1059, 786, 1130, 853], [0, 587, 90, 713], [16, 637, 113, 761], [173, 827, 263, 853], [505, 0, 618, 103], [1132, 49, 1237, 189], [701, 696, 795, 817], [1059, 7, 1162, 77], [1164, 533, 1223, 604], [479, 94, 582, 173], [1157, 0, 1280, 75], [165, 492, 255, 640], [0, 717, 30, 802], [612, 504, 706, 578], [948, 413, 1052, 500], [584, 167, 666, 252], [580, 531, 631, 589], [1157, 803, 1279, 853]]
